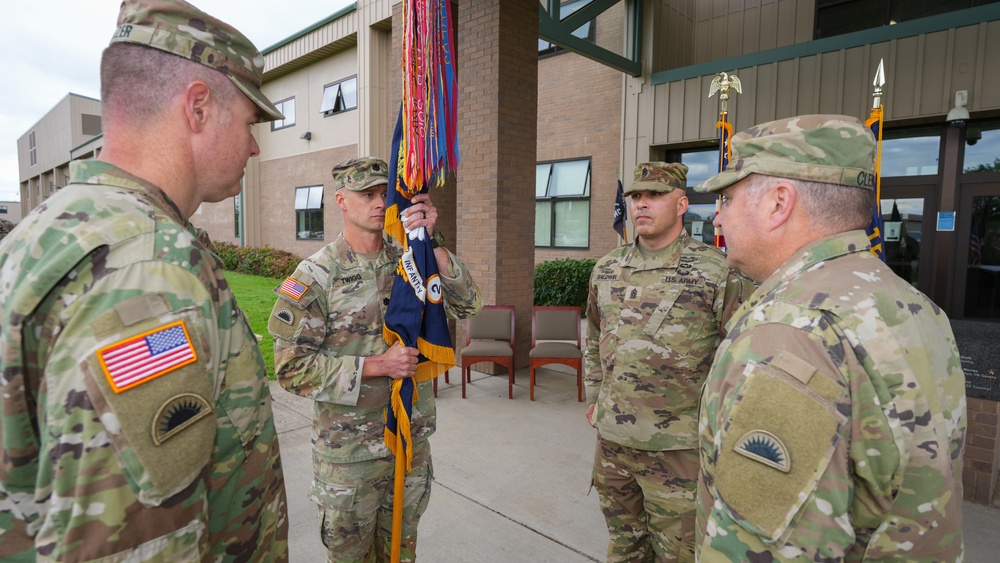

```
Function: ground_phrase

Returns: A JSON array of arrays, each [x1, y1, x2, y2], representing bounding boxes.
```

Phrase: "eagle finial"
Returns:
[[709, 72, 742, 111]]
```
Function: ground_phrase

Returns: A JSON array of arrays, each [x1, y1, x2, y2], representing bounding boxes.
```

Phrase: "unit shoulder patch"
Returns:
[[734, 430, 790, 473]]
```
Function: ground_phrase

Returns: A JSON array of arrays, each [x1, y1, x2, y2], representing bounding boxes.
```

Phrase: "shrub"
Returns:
[[215, 242, 302, 279], [534, 258, 596, 314]]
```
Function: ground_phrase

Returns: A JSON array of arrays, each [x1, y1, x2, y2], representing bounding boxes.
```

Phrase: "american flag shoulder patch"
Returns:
[[279, 277, 308, 300], [97, 320, 198, 393]]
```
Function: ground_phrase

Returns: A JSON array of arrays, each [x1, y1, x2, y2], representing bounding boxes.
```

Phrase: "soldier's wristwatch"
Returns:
[[430, 229, 446, 249]]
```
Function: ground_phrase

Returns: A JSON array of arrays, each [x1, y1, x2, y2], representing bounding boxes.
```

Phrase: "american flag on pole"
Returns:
[[279, 277, 308, 300], [97, 321, 197, 393]]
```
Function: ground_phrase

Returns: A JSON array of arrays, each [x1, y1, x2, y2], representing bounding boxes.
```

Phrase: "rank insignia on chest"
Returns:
[[279, 276, 308, 300], [97, 321, 198, 393], [734, 430, 790, 473]]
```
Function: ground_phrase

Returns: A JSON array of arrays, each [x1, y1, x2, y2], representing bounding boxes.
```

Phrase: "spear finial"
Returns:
[[872, 59, 885, 109]]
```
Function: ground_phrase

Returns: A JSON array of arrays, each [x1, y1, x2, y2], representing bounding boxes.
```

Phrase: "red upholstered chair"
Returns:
[[454, 305, 516, 399], [529, 306, 583, 402]]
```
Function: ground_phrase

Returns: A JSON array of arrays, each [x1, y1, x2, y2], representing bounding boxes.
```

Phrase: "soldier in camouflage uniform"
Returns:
[[268, 157, 482, 562], [0, 1, 288, 560], [585, 162, 753, 562], [695, 114, 966, 561]]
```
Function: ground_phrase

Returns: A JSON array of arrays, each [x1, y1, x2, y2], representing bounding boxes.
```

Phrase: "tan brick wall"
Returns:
[[457, 0, 538, 368], [964, 397, 1000, 505], [255, 145, 358, 257]]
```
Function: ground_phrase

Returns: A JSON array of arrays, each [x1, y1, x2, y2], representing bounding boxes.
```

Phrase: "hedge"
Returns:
[[534, 258, 596, 314], [214, 242, 302, 280]]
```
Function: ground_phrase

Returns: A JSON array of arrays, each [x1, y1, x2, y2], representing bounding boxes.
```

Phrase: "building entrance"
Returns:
[[957, 182, 1000, 320]]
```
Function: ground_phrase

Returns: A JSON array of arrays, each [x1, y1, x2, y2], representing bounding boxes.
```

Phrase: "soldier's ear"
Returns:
[[335, 189, 348, 211], [183, 81, 212, 133], [766, 181, 796, 231], [676, 193, 689, 216]]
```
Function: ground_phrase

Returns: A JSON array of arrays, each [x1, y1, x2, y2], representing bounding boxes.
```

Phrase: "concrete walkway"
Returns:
[[270, 366, 1000, 562]]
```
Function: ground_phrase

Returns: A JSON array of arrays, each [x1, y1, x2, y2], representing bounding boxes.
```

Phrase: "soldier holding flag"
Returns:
[[268, 157, 481, 562]]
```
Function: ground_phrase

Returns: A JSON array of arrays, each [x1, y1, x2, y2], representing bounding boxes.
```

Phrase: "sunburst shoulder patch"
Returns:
[[152, 393, 213, 446], [734, 430, 790, 473], [275, 308, 294, 325]]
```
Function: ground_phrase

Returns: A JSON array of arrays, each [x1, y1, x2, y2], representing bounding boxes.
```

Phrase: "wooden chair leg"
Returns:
[[433, 376, 438, 397], [508, 365, 513, 400], [577, 365, 583, 402], [462, 365, 467, 399], [530, 366, 535, 401]]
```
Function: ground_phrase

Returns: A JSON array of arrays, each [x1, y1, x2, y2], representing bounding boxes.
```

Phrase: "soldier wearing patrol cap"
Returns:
[[0, 0, 288, 560], [268, 157, 482, 562], [584, 162, 754, 561], [695, 115, 966, 560]]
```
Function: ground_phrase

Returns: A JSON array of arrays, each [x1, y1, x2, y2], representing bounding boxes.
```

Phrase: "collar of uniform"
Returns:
[[333, 232, 396, 269], [618, 232, 689, 271], [69, 160, 188, 226], [753, 230, 873, 299]]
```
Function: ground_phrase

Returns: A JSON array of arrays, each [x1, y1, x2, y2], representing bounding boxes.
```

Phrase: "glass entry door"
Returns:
[[956, 183, 1000, 320]]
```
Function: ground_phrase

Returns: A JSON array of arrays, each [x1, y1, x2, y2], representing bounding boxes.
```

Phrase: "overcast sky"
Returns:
[[0, 0, 354, 202]]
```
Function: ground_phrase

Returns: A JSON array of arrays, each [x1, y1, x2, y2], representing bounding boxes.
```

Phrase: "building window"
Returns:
[[81, 114, 102, 136], [320, 77, 358, 117], [539, 0, 597, 56], [0, 206, 7, 214], [271, 98, 296, 131], [29, 131, 36, 166], [815, 0, 1000, 39], [964, 120, 1000, 173], [536, 159, 591, 248], [881, 127, 940, 177], [678, 148, 720, 188], [234, 195, 242, 239], [295, 186, 324, 240]]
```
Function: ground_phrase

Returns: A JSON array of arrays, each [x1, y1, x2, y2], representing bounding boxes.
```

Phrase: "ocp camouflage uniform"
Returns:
[[585, 162, 753, 563], [269, 230, 481, 562], [696, 232, 966, 561], [695, 115, 966, 561], [0, 161, 288, 561]]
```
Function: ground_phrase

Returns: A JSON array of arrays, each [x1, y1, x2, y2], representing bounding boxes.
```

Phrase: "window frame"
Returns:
[[320, 76, 359, 117], [294, 185, 325, 241], [29, 131, 37, 167], [535, 157, 592, 249], [538, 0, 597, 57], [270, 97, 296, 131]]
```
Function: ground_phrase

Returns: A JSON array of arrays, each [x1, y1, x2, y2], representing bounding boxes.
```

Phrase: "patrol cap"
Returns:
[[332, 157, 389, 191], [624, 162, 688, 196], [110, 0, 283, 122], [696, 114, 876, 193]]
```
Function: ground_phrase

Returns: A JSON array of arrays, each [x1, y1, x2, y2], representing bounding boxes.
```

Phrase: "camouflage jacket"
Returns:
[[268, 233, 481, 464], [584, 233, 752, 451], [0, 161, 288, 561], [697, 230, 966, 561]]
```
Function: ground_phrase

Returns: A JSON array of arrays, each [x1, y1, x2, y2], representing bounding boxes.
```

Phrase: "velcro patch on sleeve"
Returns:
[[279, 276, 309, 300], [715, 363, 846, 541], [96, 321, 197, 393]]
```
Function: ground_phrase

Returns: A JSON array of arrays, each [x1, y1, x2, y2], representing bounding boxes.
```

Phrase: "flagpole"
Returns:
[[391, 430, 405, 562], [865, 59, 887, 260], [708, 72, 741, 250]]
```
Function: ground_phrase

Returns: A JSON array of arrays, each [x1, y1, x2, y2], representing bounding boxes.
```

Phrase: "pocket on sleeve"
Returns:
[[714, 362, 847, 542]]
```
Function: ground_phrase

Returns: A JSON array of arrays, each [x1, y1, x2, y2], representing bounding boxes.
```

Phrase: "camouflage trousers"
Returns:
[[593, 437, 699, 563], [310, 440, 433, 563]]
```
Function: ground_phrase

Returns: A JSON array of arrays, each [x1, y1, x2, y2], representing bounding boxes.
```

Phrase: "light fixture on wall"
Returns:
[[300, 131, 312, 140], [946, 91, 969, 128]]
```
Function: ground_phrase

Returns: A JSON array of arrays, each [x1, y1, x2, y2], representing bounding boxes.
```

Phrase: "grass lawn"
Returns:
[[226, 271, 282, 379]]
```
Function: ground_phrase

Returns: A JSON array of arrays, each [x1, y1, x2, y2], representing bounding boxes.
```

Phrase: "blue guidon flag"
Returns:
[[382, 107, 455, 473]]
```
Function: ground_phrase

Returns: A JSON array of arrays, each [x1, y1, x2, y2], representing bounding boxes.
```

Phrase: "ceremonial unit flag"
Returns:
[[383, 107, 455, 472], [613, 178, 627, 241], [865, 106, 887, 261]]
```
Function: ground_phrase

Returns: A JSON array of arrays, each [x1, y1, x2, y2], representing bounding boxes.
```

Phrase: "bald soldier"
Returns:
[[585, 162, 753, 561], [695, 115, 966, 561], [0, 1, 288, 560]]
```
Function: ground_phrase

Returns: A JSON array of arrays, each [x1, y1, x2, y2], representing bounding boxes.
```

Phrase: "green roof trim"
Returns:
[[70, 133, 104, 154], [262, 2, 358, 55], [651, 3, 1000, 85]]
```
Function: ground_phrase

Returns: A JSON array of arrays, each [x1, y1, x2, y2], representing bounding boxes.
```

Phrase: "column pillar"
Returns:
[[457, 0, 538, 368]]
